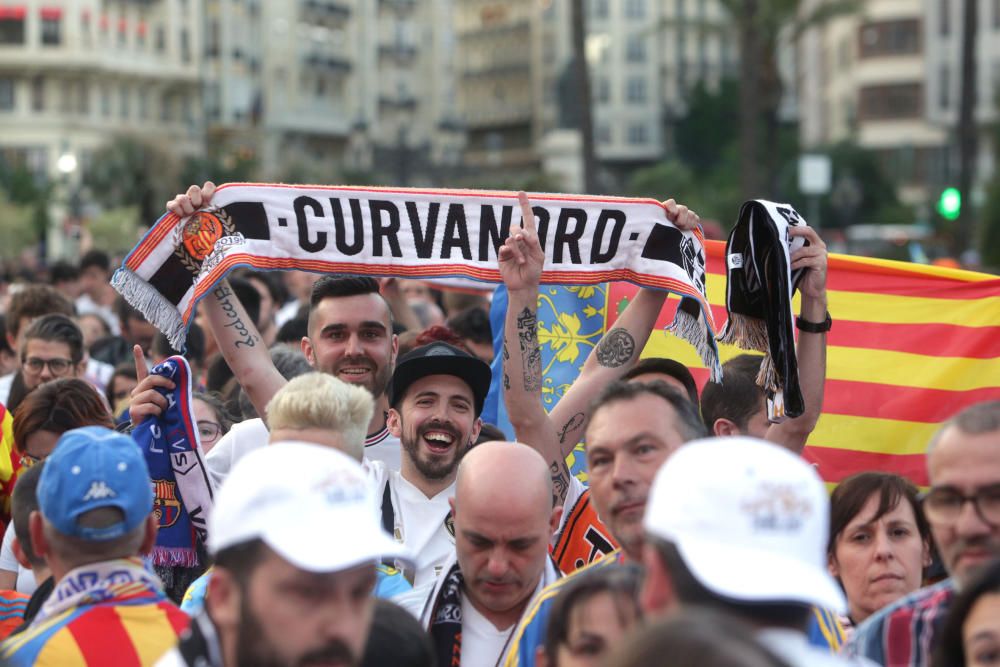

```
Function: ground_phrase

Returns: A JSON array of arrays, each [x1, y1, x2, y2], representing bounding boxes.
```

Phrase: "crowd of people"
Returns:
[[0, 181, 992, 667]]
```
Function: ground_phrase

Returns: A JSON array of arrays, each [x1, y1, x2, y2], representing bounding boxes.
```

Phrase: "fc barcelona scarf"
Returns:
[[111, 183, 722, 380], [131, 356, 215, 567], [717, 200, 809, 422]]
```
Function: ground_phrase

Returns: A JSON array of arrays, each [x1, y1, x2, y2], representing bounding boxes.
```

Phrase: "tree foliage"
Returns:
[[83, 137, 179, 225]]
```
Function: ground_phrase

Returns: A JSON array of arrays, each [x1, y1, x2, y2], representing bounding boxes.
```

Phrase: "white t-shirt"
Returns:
[[460, 596, 516, 667], [0, 526, 37, 595], [0, 373, 13, 406], [206, 418, 402, 487], [75, 294, 121, 335], [85, 357, 114, 393], [204, 418, 269, 487], [393, 555, 558, 666], [368, 460, 455, 589], [364, 427, 402, 471]]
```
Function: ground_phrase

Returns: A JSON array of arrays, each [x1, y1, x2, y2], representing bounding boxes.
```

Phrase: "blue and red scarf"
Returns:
[[131, 356, 215, 567]]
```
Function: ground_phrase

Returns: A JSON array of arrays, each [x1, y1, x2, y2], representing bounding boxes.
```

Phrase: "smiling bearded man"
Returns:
[[373, 341, 492, 587]]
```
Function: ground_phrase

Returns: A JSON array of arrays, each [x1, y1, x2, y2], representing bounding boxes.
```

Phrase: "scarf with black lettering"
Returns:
[[717, 200, 808, 421], [111, 184, 721, 380], [131, 356, 215, 566]]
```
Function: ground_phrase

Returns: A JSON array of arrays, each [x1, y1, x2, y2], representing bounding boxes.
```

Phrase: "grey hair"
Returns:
[[927, 400, 1000, 457]]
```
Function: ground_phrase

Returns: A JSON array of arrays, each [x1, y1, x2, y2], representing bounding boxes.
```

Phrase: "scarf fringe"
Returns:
[[667, 304, 722, 382], [756, 353, 781, 394], [152, 545, 199, 568], [717, 313, 770, 352], [112, 267, 188, 352]]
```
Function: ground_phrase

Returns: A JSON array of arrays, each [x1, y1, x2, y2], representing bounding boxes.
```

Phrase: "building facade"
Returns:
[[796, 0, 1000, 207], [529, 0, 736, 187], [0, 0, 205, 183]]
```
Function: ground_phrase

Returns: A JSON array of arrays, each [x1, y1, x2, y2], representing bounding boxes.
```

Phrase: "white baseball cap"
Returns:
[[643, 436, 845, 613], [208, 441, 408, 572]]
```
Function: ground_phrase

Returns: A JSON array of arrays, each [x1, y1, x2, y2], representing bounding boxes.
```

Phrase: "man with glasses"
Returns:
[[14, 315, 86, 409], [847, 400, 1000, 667]]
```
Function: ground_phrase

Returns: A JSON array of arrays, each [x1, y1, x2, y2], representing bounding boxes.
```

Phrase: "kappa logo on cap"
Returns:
[[739, 482, 812, 532], [83, 481, 117, 501]]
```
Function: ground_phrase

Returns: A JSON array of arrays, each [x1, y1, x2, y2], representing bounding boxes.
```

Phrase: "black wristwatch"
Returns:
[[796, 311, 832, 334]]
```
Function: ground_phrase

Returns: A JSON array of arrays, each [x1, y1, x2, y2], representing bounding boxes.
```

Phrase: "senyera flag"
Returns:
[[617, 240, 1000, 486], [485, 240, 1000, 488]]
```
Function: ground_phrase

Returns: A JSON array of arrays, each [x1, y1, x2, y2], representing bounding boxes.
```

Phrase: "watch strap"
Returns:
[[796, 311, 832, 334]]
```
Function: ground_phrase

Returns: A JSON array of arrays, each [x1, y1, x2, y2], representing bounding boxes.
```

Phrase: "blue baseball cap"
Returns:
[[38, 426, 153, 542]]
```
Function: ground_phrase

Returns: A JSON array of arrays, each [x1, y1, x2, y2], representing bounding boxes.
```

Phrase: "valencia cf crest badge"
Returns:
[[174, 206, 235, 274]]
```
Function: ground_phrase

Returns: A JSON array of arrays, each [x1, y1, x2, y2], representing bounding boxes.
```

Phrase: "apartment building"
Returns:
[[532, 0, 736, 176], [0, 0, 204, 183], [454, 0, 537, 171], [798, 0, 950, 205]]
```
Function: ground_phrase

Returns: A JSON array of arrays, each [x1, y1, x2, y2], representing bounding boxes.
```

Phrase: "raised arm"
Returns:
[[167, 183, 287, 419], [499, 194, 567, 507], [547, 198, 699, 454], [500, 196, 701, 506], [765, 224, 828, 453]]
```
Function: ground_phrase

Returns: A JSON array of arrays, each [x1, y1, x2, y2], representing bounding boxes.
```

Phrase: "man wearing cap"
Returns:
[[133, 181, 403, 474], [641, 436, 872, 667], [157, 441, 406, 667], [846, 400, 1000, 667], [378, 340, 490, 587], [0, 426, 189, 666], [395, 441, 562, 667]]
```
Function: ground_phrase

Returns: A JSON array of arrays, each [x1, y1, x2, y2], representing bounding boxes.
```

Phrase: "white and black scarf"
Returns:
[[717, 200, 809, 421], [112, 184, 721, 379]]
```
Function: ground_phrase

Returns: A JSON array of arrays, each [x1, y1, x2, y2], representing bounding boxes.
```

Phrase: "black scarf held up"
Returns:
[[718, 200, 808, 421]]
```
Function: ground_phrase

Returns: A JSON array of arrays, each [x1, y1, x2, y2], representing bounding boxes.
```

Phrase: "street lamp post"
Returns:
[[49, 149, 79, 262]]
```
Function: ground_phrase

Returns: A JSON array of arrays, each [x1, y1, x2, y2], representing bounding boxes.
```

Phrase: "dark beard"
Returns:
[[236, 595, 358, 667], [399, 418, 468, 481]]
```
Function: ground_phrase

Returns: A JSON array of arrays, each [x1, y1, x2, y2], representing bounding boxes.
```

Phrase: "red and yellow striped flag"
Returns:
[[607, 239, 1000, 486]]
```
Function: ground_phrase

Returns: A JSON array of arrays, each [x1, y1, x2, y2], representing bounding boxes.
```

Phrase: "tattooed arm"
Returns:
[[500, 194, 568, 508], [166, 183, 287, 419], [546, 199, 702, 456]]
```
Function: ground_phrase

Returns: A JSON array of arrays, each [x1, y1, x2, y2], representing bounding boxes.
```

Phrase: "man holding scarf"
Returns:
[[395, 441, 562, 667], [1, 426, 188, 666], [131, 182, 403, 474]]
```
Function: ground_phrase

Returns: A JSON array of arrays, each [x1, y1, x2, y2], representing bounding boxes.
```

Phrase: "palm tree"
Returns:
[[570, 0, 598, 193]]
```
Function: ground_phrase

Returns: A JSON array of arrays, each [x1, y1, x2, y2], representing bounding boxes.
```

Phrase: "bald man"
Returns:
[[394, 441, 562, 667]]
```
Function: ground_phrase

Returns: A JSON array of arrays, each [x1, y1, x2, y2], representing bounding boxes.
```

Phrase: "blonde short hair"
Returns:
[[266, 373, 375, 461]]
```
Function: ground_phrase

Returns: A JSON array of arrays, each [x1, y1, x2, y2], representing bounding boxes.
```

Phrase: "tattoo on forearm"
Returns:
[[595, 329, 635, 368], [213, 284, 257, 349], [503, 373, 510, 391], [558, 412, 586, 445], [550, 460, 569, 507], [516, 308, 542, 392]]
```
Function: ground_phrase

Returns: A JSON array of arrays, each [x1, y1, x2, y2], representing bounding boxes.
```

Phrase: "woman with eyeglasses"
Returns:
[[192, 391, 233, 454], [0, 378, 113, 594], [827, 472, 933, 634]]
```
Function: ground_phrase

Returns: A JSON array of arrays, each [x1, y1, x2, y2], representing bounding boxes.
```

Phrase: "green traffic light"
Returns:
[[937, 187, 961, 221]]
